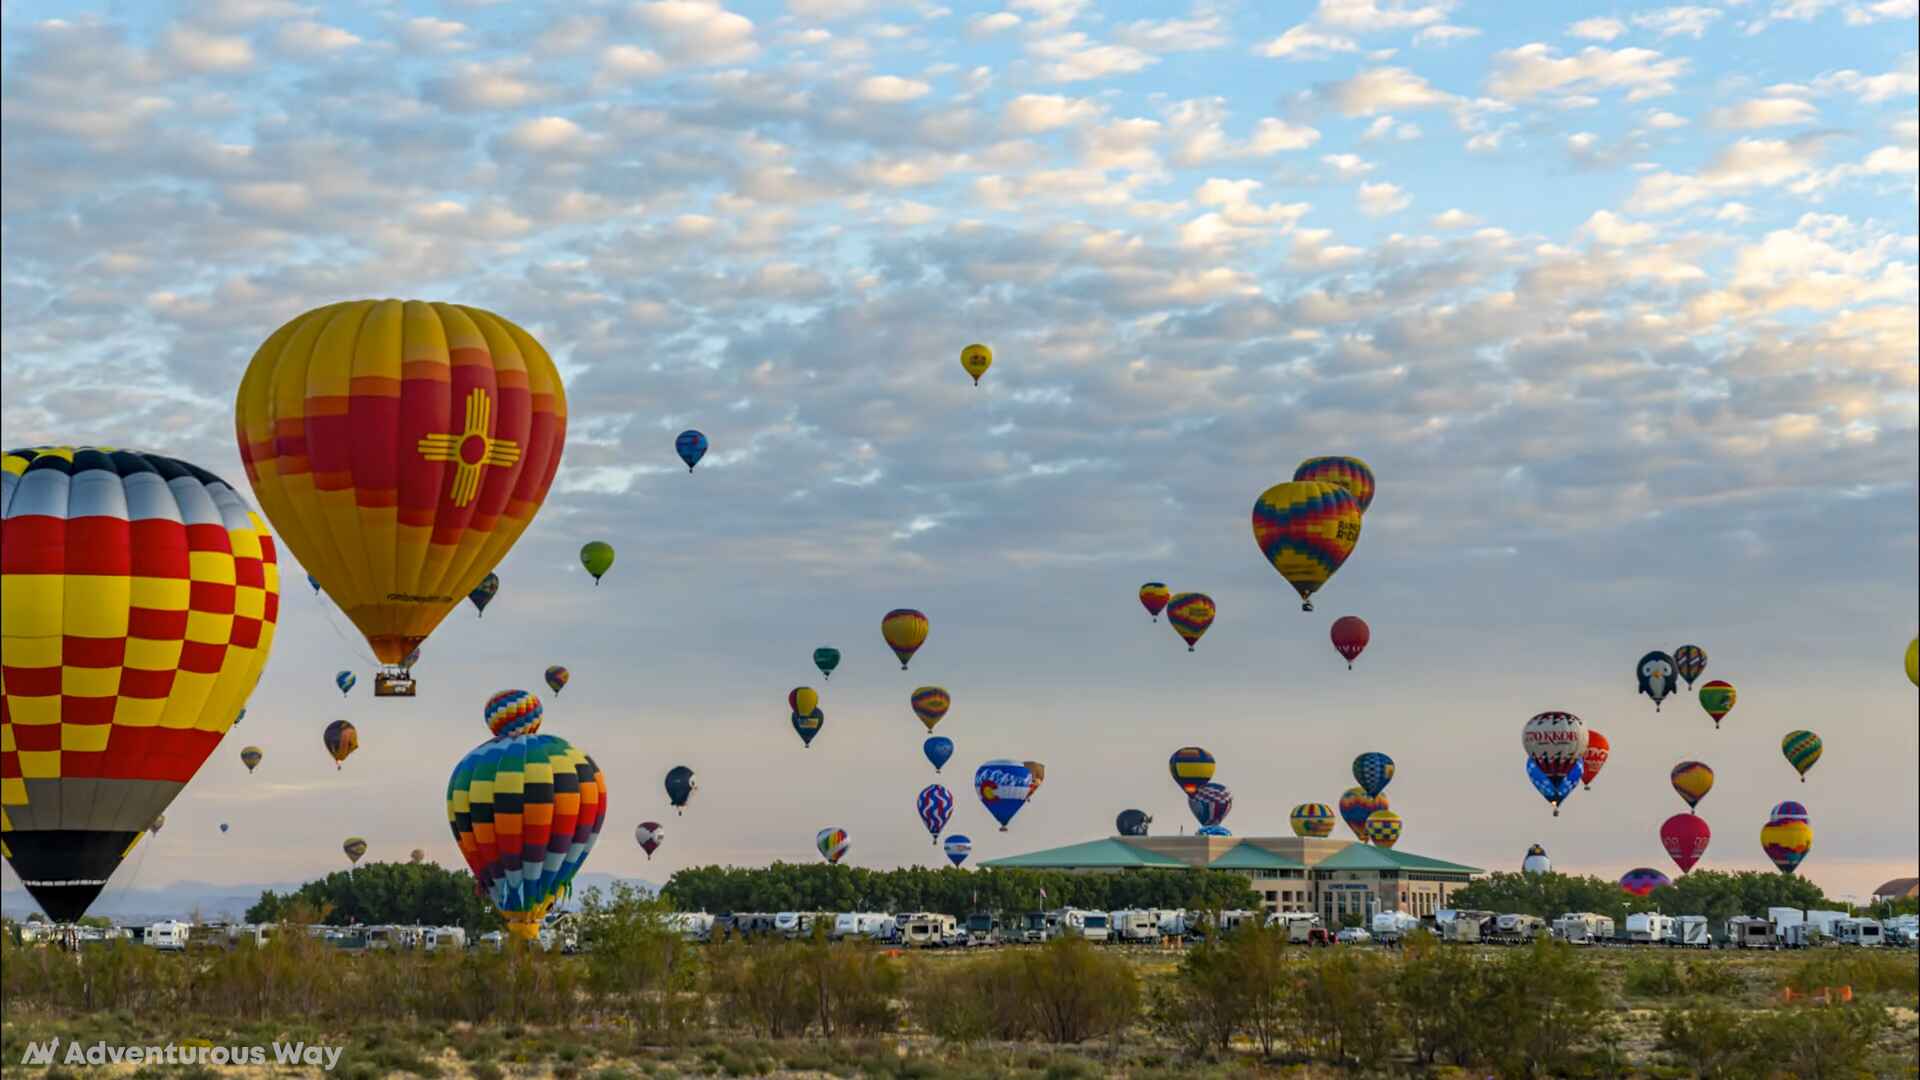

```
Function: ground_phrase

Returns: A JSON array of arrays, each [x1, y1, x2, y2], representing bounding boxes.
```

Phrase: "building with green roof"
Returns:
[[981, 834, 1482, 922]]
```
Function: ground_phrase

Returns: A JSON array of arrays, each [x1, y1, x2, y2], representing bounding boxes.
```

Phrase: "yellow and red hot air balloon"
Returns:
[[1251, 481, 1362, 612], [234, 300, 567, 681], [882, 608, 928, 670], [2, 447, 280, 922]]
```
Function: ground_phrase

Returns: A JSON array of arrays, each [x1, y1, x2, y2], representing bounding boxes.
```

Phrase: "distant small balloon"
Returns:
[[1138, 582, 1170, 622], [924, 736, 954, 772], [675, 429, 709, 472], [1698, 680, 1737, 729], [1620, 867, 1670, 896], [580, 542, 616, 585], [469, 573, 499, 616], [1331, 616, 1370, 669], [335, 670, 356, 696], [240, 746, 263, 773], [545, 665, 569, 694]]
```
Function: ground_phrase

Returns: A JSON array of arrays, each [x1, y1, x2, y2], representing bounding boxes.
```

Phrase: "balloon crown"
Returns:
[[485, 689, 543, 737]]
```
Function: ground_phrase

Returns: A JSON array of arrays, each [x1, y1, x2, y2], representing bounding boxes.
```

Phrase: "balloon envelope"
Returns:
[[675, 429, 708, 471], [911, 686, 950, 732], [1364, 809, 1403, 849], [1, 446, 280, 922], [1522, 711, 1588, 783], [1168, 746, 1216, 794], [447, 732, 605, 937], [882, 609, 929, 669], [236, 300, 566, 665], [916, 784, 955, 841], [1780, 730, 1822, 781], [1581, 730, 1610, 790], [813, 647, 840, 679], [1116, 809, 1152, 836], [1138, 582, 1170, 621], [1292, 456, 1376, 514], [469, 573, 498, 615], [1330, 616, 1369, 667], [1251, 481, 1363, 611], [973, 759, 1034, 831], [1620, 867, 1671, 896], [580, 541, 615, 583], [1673, 644, 1707, 688], [665, 766, 696, 812], [1522, 844, 1551, 875], [1670, 761, 1714, 810], [545, 665, 569, 694], [1352, 752, 1395, 798], [324, 720, 359, 767], [923, 736, 954, 772], [484, 689, 543, 738], [1761, 802, 1812, 875], [792, 709, 824, 747], [1637, 651, 1677, 709], [336, 670, 356, 695], [789, 686, 819, 716], [1289, 803, 1336, 838], [1166, 592, 1216, 650], [1699, 680, 1736, 728], [1338, 787, 1389, 840], [1661, 813, 1711, 873], [344, 837, 368, 865], [240, 746, 263, 773], [817, 827, 849, 864], [943, 834, 971, 866], [1526, 756, 1583, 814], [959, 343, 993, 385], [635, 821, 663, 860], [1187, 782, 1233, 828]]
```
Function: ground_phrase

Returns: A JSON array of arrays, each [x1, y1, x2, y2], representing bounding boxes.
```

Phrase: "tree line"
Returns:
[[659, 862, 1259, 916], [1451, 869, 1834, 925], [246, 861, 502, 933]]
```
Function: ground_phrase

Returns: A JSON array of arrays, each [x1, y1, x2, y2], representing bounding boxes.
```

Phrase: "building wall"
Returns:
[[1110, 836, 1477, 920]]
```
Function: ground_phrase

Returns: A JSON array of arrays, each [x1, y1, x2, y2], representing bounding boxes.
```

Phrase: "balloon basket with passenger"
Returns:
[[374, 668, 418, 697]]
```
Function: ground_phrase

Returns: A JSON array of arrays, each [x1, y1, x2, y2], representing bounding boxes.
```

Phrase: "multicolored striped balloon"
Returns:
[[1670, 760, 1714, 811], [1699, 680, 1736, 728], [1168, 746, 1216, 795], [1673, 644, 1707, 688], [816, 827, 850, 864], [916, 783, 955, 842], [1289, 803, 1336, 838], [1339, 786, 1389, 840], [1780, 730, 1821, 782], [1364, 809, 1403, 849], [882, 608, 928, 669], [324, 720, 359, 769], [447, 731, 606, 938], [236, 301, 567, 665], [973, 759, 1034, 831], [1251, 481, 1362, 611], [545, 665, 569, 694], [911, 686, 950, 732], [788, 686, 819, 716], [1620, 867, 1671, 896], [1166, 592, 1216, 651], [943, 834, 971, 866], [1187, 781, 1233, 828], [484, 689, 543, 738], [1761, 801, 1811, 875], [1292, 456, 1376, 514], [1138, 582, 1170, 622]]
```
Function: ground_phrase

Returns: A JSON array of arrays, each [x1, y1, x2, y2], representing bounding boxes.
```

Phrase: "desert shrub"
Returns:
[[1019, 935, 1141, 1044], [1623, 954, 1740, 1000], [1296, 948, 1400, 1070], [704, 938, 815, 1038], [905, 948, 1032, 1042], [1767, 1002, 1893, 1080], [1397, 930, 1486, 1066], [1658, 1002, 1759, 1079], [1783, 949, 1920, 997], [796, 935, 901, 1036], [1475, 936, 1605, 1077], [576, 884, 704, 1034]]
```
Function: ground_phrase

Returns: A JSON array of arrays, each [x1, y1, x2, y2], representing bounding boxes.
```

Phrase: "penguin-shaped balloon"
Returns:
[[1636, 650, 1677, 711]]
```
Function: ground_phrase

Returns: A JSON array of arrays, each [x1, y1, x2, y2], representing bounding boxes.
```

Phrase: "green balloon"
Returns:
[[813, 647, 841, 679], [580, 541, 616, 584]]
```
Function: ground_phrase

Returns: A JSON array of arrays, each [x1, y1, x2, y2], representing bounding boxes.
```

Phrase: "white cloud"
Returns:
[[1248, 117, 1322, 152], [1004, 94, 1102, 133], [1811, 62, 1920, 104], [1630, 6, 1724, 39], [1488, 44, 1690, 103], [1027, 32, 1157, 82], [1628, 136, 1828, 211], [1257, 24, 1360, 59], [1115, 11, 1230, 52], [1318, 66, 1458, 115], [1567, 17, 1625, 41], [1413, 24, 1480, 47], [967, 12, 1022, 36], [425, 60, 554, 110], [1844, 0, 1918, 23], [164, 26, 255, 73], [1322, 152, 1374, 179], [1645, 110, 1689, 129], [1429, 207, 1479, 228], [274, 21, 361, 52], [1360, 115, 1423, 141], [1580, 210, 1658, 246], [1708, 97, 1820, 129], [786, 0, 877, 16], [1356, 180, 1411, 215], [1315, 0, 1455, 31], [598, 44, 668, 81], [854, 75, 933, 103], [399, 17, 470, 50], [634, 0, 760, 65]]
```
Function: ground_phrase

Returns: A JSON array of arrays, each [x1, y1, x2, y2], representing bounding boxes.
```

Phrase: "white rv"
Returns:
[[1492, 914, 1547, 943], [147, 921, 190, 951], [423, 926, 467, 951], [1157, 910, 1190, 939], [1269, 911, 1326, 943], [1666, 916, 1710, 948], [1728, 916, 1775, 949], [1625, 913, 1674, 944], [664, 912, 714, 942], [1371, 911, 1421, 943], [831, 913, 895, 941], [1833, 918, 1884, 947], [1057, 909, 1110, 942], [1110, 909, 1163, 944], [1552, 913, 1613, 944], [902, 913, 958, 947]]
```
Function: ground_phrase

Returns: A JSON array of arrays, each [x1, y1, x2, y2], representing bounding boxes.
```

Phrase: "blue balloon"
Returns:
[[675, 429, 708, 472], [792, 708, 824, 748], [923, 736, 954, 772], [469, 572, 499, 616], [307, 572, 322, 594], [1196, 825, 1232, 837], [973, 759, 1034, 831], [943, 834, 971, 867], [917, 784, 955, 843], [1353, 751, 1395, 798], [1526, 755, 1583, 815], [335, 670, 356, 695]]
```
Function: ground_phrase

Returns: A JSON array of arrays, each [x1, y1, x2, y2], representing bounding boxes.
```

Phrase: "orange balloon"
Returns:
[[235, 301, 567, 664]]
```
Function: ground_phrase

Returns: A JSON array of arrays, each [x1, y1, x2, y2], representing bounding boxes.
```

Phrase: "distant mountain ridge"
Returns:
[[2, 871, 657, 926]]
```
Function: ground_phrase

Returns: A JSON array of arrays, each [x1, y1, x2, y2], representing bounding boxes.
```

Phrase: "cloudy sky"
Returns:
[[3, 0, 1916, 907]]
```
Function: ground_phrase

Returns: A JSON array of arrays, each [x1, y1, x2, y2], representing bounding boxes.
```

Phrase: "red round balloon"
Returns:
[[1330, 616, 1370, 669], [1660, 812, 1711, 874]]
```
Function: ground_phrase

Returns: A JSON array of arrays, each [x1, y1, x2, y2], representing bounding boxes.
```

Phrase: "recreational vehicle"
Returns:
[[423, 927, 467, 951], [1110, 909, 1162, 944], [147, 921, 190, 951], [1728, 916, 1775, 948], [1552, 913, 1613, 944], [1833, 918, 1884, 947], [1625, 913, 1674, 944], [1057, 909, 1110, 942], [962, 912, 1000, 945], [1371, 911, 1421, 943], [1666, 916, 1711, 948], [1491, 914, 1547, 943], [902, 913, 958, 947]]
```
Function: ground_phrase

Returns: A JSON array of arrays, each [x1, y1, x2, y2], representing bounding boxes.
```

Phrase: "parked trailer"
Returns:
[[1625, 913, 1674, 944], [903, 913, 958, 947], [1490, 914, 1547, 944], [963, 912, 1000, 946], [1833, 918, 1884, 947], [1371, 911, 1421, 943], [1666, 916, 1711, 948], [147, 921, 190, 951], [423, 926, 467, 951], [1110, 909, 1162, 944], [1552, 913, 1613, 944], [1268, 911, 1326, 944], [1728, 916, 1775, 949]]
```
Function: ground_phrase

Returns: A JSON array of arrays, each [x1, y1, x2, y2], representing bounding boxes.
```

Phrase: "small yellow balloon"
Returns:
[[960, 343, 993, 386], [790, 686, 819, 716]]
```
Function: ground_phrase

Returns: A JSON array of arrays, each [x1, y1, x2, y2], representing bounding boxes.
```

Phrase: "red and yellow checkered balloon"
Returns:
[[235, 300, 567, 665], [2, 447, 279, 921]]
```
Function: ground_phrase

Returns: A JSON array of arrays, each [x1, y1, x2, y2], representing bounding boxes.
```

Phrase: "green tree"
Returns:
[[245, 861, 503, 933], [660, 863, 1257, 917], [1453, 869, 1830, 929]]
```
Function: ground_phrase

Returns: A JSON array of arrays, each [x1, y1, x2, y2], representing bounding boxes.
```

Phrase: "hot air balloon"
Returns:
[[1522, 711, 1587, 815], [1188, 782, 1233, 828], [1699, 680, 1736, 729], [960, 343, 992, 386], [1116, 809, 1152, 836], [916, 784, 954, 842], [344, 837, 368, 865], [792, 709, 824, 747], [308, 572, 323, 594], [943, 834, 971, 866], [1196, 825, 1232, 837], [924, 736, 954, 772], [1166, 592, 1216, 651], [484, 689, 544, 737], [580, 541, 615, 585], [1251, 481, 1362, 612], [1168, 747, 1216, 795], [324, 719, 359, 769], [665, 766, 696, 815], [545, 665, 569, 694], [447, 726, 606, 940], [1023, 761, 1046, 798], [236, 707, 247, 726], [789, 687, 819, 716], [1670, 761, 1714, 812], [1526, 756, 1583, 816], [1352, 752, 1395, 798], [813, 647, 841, 680], [636, 821, 663, 861], [675, 429, 708, 472], [1636, 651, 1677, 710], [1138, 582, 1170, 622], [1581, 730, 1610, 790], [911, 686, 950, 732], [882, 609, 928, 669], [470, 573, 499, 616], [817, 827, 850, 864], [1, 446, 279, 922], [1661, 813, 1711, 874], [221, 823, 230, 833], [1364, 809, 1403, 849], [1522, 844, 1551, 875], [235, 301, 566, 674], [336, 670, 357, 696], [240, 746, 263, 773], [1330, 616, 1369, 669], [1338, 787, 1389, 839], [410, 848, 426, 864], [973, 759, 1034, 832], [1907, 637, 1918, 687], [1620, 868, 1670, 897], [1292, 456, 1376, 514], [1673, 644, 1707, 688], [1761, 801, 1811, 875], [1781, 730, 1822, 782], [1289, 803, 1336, 838]]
